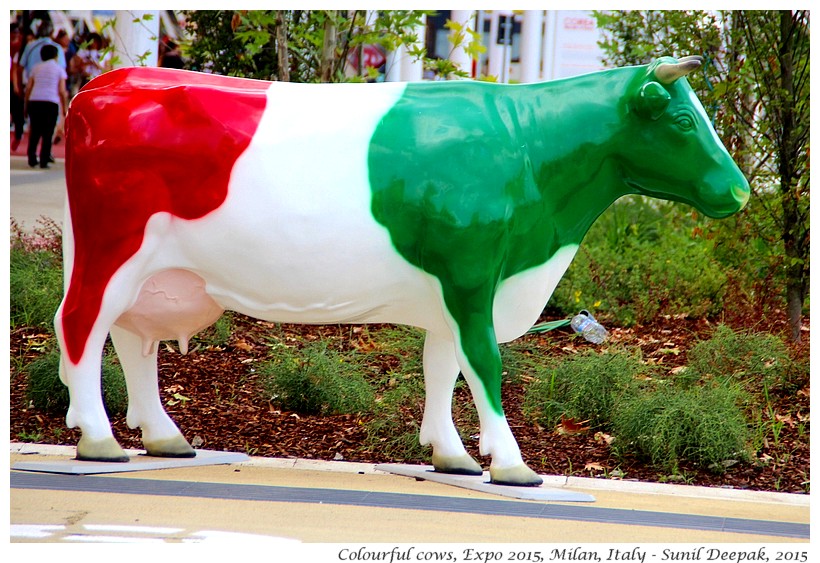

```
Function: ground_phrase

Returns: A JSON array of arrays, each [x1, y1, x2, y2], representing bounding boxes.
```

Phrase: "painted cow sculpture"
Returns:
[[56, 56, 749, 486]]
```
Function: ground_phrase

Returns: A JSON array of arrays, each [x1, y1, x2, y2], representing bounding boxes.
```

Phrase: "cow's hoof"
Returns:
[[76, 436, 130, 462], [432, 452, 483, 476], [489, 464, 543, 487], [144, 435, 196, 458]]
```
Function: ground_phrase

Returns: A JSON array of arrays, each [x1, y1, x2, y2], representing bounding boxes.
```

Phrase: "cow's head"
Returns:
[[618, 56, 749, 218]]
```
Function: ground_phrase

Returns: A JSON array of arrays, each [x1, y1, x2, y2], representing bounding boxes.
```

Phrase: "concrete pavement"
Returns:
[[9, 444, 811, 546], [9, 156, 66, 232]]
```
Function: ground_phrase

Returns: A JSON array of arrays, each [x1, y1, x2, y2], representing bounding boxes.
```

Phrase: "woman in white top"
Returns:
[[24, 43, 68, 169]]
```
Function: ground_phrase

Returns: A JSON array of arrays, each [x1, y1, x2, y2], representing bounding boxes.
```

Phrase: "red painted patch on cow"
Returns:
[[61, 67, 269, 364]]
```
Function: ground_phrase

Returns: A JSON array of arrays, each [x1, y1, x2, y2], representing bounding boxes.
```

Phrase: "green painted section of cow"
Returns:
[[368, 56, 749, 428]]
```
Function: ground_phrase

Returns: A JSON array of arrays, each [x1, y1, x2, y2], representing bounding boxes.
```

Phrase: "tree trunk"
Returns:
[[786, 283, 805, 342], [275, 11, 289, 82], [777, 10, 806, 342], [319, 11, 338, 82]]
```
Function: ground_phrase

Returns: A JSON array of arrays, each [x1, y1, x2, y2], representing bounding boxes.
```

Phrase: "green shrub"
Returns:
[[549, 197, 727, 325], [195, 313, 234, 348], [612, 382, 750, 472], [522, 348, 648, 430], [101, 354, 129, 416], [258, 339, 375, 415], [25, 347, 68, 413], [684, 325, 795, 392], [10, 247, 64, 329], [25, 345, 128, 417], [362, 373, 429, 461], [357, 325, 424, 384], [358, 326, 479, 461], [500, 339, 555, 385]]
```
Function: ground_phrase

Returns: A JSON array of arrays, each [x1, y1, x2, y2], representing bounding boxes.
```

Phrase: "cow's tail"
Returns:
[[60, 174, 74, 294], [57, 87, 98, 368], [56, 99, 78, 380], [61, 84, 85, 293]]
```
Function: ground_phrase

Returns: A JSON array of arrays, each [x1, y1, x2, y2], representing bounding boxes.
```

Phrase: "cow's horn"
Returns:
[[654, 56, 702, 84]]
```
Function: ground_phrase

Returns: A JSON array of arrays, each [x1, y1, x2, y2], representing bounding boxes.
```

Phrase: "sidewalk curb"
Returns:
[[10, 442, 809, 507]]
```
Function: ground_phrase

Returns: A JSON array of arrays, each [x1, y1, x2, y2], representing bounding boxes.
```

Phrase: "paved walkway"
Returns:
[[9, 155, 66, 232], [9, 444, 811, 546]]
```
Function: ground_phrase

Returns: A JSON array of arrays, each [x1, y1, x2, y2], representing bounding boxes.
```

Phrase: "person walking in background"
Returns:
[[18, 20, 66, 86], [51, 29, 72, 146], [24, 43, 67, 169], [65, 31, 83, 97], [158, 37, 185, 69], [10, 23, 25, 152], [70, 32, 109, 89]]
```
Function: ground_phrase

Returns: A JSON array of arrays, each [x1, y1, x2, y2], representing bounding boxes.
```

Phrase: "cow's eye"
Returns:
[[675, 114, 695, 131]]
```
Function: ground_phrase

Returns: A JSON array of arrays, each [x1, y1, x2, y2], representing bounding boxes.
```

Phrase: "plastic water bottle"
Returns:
[[570, 310, 608, 344]]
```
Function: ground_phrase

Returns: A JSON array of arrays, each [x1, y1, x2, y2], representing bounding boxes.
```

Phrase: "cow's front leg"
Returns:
[[445, 297, 543, 487], [56, 318, 128, 462], [420, 331, 482, 476], [110, 325, 195, 457]]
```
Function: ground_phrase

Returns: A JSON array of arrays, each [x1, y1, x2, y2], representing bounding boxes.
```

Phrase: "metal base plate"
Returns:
[[11, 449, 250, 475], [375, 464, 595, 502]]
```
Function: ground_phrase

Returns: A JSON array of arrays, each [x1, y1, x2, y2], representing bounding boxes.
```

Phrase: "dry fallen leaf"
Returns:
[[556, 415, 590, 435], [594, 431, 614, 445], [775, 413, 796, 427], [584, 462, 607, 472]]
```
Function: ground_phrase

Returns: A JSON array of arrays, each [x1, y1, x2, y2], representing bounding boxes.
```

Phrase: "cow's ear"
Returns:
[[634, 81, 671, 121]]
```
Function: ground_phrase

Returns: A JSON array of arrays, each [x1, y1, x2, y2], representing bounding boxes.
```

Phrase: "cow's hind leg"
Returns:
[[56, 312, 128, 462], [109, 325, 195, 457], [419, 331, 482, 476]]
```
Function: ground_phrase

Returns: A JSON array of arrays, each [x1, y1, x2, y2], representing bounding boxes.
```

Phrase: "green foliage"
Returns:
[[195, 314, 234, 349], [522, 348, 648, 430], [183, 10, 436, 83], [10, 247, 64, 329], [703, 189, 787, 314], [519, 325, 802, 473], [684, 325, 790, 390], [10, 217, 64, 330], [101, 353, 129, 416], [612, 381, 750, 472], [357, 325, 424, 382], [593, 11, 723, 81], [550, 197, 727, 325], [500, 339, 554, 385], [427, 18, 485, 79], [210, 315, 234, 348], [11, 221, 124, 419], [258, 339, 375, 415], [183, 11, 275, 78], [362, 372, 429, 461], [356, 326, 478, 461], [17, 430, 45, 443], [25, 346, 128, 417], [355, 325, 798, 471], [25, 347, 68, 413], [683, 324, 809, 401], [356, 326, 429, 460]]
